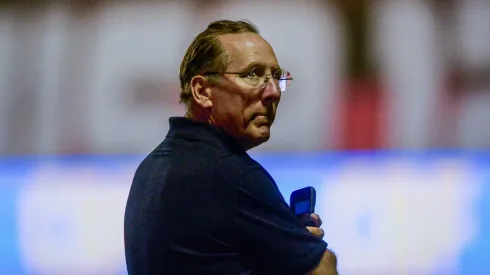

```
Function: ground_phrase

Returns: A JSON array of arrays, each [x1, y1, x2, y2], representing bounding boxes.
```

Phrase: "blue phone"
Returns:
[[290, 186, 316, 227]]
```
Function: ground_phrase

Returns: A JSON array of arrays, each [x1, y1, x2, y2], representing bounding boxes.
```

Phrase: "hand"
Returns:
[[306, 213, 324, 239], [309, 213, 322, 227], [299, 213, 322, 227], [307, 226, 324, 239]]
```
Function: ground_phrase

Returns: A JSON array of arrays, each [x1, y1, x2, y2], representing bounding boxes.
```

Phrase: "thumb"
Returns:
[[306, 226, 324, 239]]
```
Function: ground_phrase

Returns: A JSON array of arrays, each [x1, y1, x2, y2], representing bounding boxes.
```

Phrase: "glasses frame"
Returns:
[[203, 69, 293, 92]]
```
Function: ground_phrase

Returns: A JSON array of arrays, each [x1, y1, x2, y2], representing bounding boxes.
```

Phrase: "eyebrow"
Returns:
[[239, 62, 281, 73]]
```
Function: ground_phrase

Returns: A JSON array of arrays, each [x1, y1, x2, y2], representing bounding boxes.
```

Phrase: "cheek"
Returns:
[[214, 93, 247, 120], [214, 86, 259, 124], [228, 91, 255, 117]]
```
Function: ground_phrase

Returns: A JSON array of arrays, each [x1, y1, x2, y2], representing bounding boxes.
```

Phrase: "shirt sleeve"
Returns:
[[229, 165, 328, 275]]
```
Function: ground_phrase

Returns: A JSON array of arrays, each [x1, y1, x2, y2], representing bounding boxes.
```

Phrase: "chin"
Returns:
[[255, 124, 271, 137], [241, 127, 271, 150], [252, 127, 271, 143], [255, 134, 270, 143]]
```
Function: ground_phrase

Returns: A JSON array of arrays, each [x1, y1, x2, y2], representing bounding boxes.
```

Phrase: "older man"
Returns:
[[124, 20, 338, 275]]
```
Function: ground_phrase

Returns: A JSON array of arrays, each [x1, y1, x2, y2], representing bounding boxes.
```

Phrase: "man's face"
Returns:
[[209, 32, 282, 150]]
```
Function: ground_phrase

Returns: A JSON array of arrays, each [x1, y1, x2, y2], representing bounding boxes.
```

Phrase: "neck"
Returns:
[[185, 103, 213, 125], [185, 104, 253, 151]]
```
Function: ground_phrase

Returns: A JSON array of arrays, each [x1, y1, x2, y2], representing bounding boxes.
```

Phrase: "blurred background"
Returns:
[[0, 0, 489, 274]]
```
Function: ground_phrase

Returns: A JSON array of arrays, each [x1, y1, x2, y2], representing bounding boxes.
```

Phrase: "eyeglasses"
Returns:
[[204, 67, 293, 92]]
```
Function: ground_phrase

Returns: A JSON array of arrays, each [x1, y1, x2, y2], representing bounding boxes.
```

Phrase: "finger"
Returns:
[[310, 213, 322, 227], [306, 226, 324, 239]]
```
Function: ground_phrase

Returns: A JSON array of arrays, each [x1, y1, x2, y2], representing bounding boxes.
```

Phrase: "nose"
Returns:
[[261, 78, 281, 105]]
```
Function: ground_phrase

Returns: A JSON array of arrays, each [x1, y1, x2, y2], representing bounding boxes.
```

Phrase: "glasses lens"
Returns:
[[278, 70, 292, 92]]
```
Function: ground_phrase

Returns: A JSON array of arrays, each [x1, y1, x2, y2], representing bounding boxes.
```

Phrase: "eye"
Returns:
[[272, 69, 284, 80], [242, 67, 262, 79]]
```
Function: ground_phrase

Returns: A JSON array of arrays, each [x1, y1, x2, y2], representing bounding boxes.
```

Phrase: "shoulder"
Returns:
[[217, 154, 287, 208], [216, 153, 272, 183]]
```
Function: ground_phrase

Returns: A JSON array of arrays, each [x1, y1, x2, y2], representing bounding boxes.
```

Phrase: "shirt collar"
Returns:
[[166, 117, 246, 154]]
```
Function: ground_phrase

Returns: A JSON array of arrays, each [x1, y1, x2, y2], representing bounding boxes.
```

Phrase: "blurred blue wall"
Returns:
[[0, 152, 489, 274]]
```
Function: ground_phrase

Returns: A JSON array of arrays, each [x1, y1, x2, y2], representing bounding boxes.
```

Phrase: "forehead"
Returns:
[[218, 32, 279, 70]]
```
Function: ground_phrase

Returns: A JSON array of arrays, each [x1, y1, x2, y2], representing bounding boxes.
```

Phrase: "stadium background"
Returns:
[[0, 1, 489, 274]]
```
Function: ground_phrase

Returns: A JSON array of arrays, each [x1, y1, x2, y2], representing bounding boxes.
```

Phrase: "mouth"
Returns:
[[251, 113, 271, 126]]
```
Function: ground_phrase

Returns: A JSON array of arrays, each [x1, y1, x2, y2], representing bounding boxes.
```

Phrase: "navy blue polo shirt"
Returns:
[[124, 117, 327, 275]]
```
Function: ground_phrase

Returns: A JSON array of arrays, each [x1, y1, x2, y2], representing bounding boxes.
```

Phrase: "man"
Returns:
[[124, 20, 338, 275]]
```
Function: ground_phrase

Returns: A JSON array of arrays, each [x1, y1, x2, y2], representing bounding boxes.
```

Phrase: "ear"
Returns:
[[190, 76, 213, 108]]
